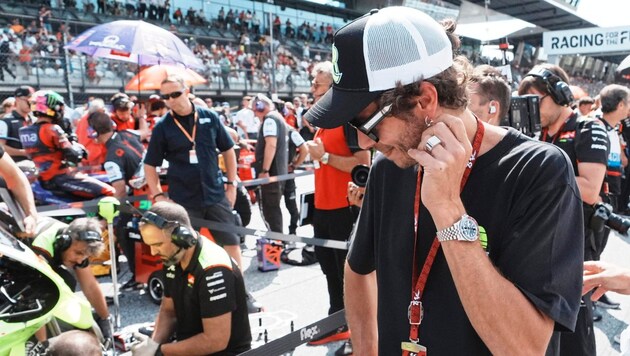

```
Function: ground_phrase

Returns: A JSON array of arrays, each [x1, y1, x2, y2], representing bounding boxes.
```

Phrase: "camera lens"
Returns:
[[351, 165, 370, 188], [606, 213, 630, 235]]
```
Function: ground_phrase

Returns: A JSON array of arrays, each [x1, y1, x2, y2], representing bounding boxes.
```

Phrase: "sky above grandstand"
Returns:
[[577, 0, 628, 27]]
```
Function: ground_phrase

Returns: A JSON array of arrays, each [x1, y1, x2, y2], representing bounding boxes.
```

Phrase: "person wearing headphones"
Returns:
[[519, 63, 609, 356], [252, 93, 287, 233], [467, 65, 511, 126], [30, 217, 112, 342], [132, 201, 251, 356]]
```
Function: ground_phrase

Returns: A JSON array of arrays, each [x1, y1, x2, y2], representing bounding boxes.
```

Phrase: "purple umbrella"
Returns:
[[64, 20, 203, 69]]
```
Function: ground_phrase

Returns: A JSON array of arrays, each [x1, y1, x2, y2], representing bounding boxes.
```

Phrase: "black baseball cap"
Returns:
[[305, 7, 454, 129], [14, 85, 35, 98]]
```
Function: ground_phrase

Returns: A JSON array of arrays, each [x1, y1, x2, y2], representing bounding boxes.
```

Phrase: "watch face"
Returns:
[[459, 216, 479, 241]]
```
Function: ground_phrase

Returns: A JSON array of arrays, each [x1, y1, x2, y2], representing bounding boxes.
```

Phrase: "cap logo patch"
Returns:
[[332, 43, 343, 84]]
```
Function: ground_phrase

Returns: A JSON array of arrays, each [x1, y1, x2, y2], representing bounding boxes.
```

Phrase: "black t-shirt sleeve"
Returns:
[[492, 151, 584, 332], [347, 157, 383, 274], [144, 119, 166, 167], [575, 120, 609, 165], [199, 266, 237, 318], [0, 144, 4, 157]]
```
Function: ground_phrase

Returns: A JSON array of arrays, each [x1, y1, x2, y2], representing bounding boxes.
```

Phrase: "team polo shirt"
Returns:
[[145, 104, 235, 208], [601, 119, 623, 196], [254, 111, 287, 177], [0, 110, 31, 161], [163, 238, 251, 354], [111, 113, 136, 131], [313, 126, 353, 210], [103, 131, 144, 184], [541, 112, 609, 177]]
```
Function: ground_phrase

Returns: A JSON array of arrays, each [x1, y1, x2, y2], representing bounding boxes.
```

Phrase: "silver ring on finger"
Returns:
[[425, 135, 442, 153]]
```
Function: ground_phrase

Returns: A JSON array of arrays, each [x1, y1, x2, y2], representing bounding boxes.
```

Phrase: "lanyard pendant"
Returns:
[[401, 341, 427, 355], [189, 149, 198, 164]]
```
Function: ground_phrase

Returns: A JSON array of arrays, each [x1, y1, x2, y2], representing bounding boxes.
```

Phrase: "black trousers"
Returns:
[[115, 212, 135, 277], [257, 182, 283, 233], [283, 178, 298, 234], [313, 207, 356, 314]]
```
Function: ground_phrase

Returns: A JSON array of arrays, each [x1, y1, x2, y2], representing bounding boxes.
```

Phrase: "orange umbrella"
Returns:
[[125, 64, 207, 91]]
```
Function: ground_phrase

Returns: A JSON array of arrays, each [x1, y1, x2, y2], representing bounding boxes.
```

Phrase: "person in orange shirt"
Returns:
[[9, 19, 25, 36], [305, 62, 370, 354], [283, 101, 298, 129], [76, 98, 107, 167], [110, 93, 136, 131]]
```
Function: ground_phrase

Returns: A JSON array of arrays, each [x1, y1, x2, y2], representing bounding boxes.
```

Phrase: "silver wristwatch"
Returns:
[[436, 214, 479, 242]]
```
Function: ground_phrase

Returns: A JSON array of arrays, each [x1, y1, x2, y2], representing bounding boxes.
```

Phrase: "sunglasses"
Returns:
[[349, 103, 392, 143], [160, 91, 184, 100]]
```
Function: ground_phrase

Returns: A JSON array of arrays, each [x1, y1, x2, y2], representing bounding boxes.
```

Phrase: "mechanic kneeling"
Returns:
[[133, 201, 251, 356], [30, 217, 113, 341]]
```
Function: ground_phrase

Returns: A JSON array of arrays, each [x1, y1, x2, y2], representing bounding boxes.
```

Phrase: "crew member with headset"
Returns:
[[252, 93, 287, 233], [132, 201, 251, 356], [30, 217, 113, 342], [89, 111, 145, 290], [519, 64, 609, 356]]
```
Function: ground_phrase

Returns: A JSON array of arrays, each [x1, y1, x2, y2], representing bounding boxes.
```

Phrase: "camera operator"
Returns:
[[467, 65, 511, 126], [519, 64, 609, 355]]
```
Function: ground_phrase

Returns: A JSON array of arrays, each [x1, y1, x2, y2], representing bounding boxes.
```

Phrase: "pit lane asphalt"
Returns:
[[90, 174, 630, 355]]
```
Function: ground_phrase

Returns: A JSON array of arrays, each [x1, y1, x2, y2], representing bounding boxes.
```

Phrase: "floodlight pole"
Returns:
[[62, 31, 75, 107], [269, 11, 276, 95]]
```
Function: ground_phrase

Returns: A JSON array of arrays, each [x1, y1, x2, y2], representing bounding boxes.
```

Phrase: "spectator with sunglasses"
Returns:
[[31, 217, 113, 342], [304, 61, 371, 354], [143, 76, 261, 310]]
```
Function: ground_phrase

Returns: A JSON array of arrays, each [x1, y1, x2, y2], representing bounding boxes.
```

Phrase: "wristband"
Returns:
[[152, 192, 165, 200], [261, 169, 270, 174]]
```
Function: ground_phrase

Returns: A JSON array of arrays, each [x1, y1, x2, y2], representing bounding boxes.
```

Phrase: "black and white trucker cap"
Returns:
[[305, 6, 454, 129]]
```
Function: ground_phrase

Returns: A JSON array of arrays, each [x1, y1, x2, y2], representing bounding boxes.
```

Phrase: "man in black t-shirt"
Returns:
[[519, 63, 609, 355], [304, 8, 583, 355], [135, 201, 251, 356], [89, 111, 145, 289]]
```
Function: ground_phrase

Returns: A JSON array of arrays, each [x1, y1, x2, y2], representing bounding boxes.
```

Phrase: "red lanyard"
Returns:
[[403, 119, 485, 355], [172, 110, 198, 148], [541, 115, 571, 143]]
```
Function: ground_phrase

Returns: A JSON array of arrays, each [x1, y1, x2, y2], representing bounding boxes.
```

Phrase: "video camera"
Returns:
[[590, 202, 630, 235], [501, 94, 541, 137]]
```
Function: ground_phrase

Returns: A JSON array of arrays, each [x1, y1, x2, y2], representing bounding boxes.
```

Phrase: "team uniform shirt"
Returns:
[[111, 113, 136, 131], [0, 110, 32, 161], [103, 131, 144, 185], [76, 113, 106, 166], [145, 104, 235, 209], [313, 127, 354, 210], [541, 113, 609, 175], [31, 219, 79, 290], [601, 119, 623, 196], [287, 127, 305, 165], [348, 129, 584, 354], [254, 111, 287, 177], [163, 237, 251, 355], [19, 122, 72, 181]]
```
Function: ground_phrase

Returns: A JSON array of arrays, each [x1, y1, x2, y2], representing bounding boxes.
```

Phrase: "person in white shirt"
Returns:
[[234, 96, 259, 140]]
